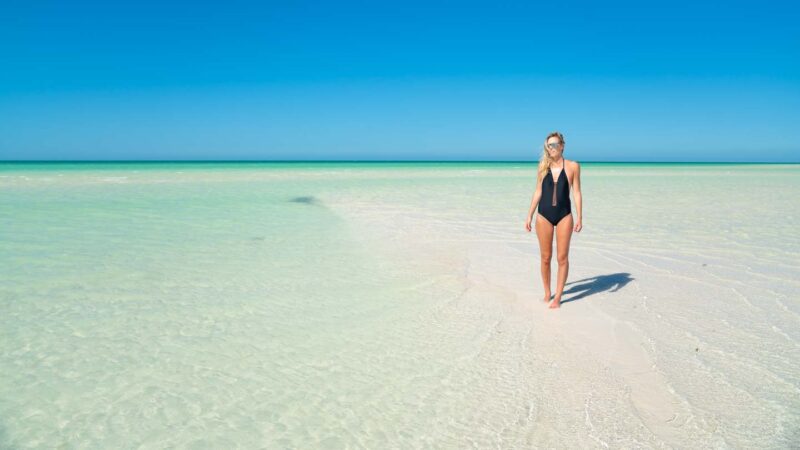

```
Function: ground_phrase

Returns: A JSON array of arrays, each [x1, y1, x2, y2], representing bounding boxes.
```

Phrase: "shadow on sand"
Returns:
[[560, 272, 634, 304]]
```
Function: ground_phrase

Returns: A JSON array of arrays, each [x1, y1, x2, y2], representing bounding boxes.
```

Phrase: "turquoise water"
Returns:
[[1, 162, 799, 447]]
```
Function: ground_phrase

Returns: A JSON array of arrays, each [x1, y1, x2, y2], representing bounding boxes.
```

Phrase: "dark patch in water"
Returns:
[[289, 195, 317, 205], [251, 236, 265, 241]]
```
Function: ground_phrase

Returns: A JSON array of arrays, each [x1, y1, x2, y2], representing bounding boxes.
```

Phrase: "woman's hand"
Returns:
[[574, 218, 582, 232], [525, 215, 533, 232]]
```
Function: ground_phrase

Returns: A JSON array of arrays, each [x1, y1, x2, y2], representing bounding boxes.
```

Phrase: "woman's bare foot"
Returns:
[[549, 295, 561, 309], [543, 291, 552, 302]]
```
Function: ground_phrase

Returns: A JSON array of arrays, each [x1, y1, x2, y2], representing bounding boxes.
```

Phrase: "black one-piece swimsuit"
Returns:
[[538, 160, 572, 226]]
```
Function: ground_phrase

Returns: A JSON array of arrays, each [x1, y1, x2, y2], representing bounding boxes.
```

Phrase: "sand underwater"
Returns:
[[1, 162, 798, 448]]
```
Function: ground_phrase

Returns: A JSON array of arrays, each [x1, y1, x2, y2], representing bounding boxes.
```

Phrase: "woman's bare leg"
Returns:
[[550, 214, 574, 309], [534, 214, 554, 302]]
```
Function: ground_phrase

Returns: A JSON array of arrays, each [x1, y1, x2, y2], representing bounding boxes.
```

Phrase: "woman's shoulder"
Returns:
[[566, 159, 580, 170]]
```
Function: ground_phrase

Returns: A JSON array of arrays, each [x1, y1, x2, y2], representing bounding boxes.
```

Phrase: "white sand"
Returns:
[[324, 165, 800, 448]]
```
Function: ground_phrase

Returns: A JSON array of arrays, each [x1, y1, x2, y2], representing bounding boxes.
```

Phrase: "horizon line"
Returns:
[[1, 160, 798, 164]]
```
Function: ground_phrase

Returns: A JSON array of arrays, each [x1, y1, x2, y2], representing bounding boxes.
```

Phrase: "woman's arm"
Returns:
[[571, 162, 583, 231], [525, 172, 543, 230]]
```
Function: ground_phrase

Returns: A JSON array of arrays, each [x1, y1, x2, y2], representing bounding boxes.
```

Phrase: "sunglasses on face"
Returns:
[[547, 142, 562, 149]]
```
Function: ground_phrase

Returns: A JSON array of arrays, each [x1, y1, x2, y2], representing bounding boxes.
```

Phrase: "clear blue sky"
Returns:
[[1, 1, 798, 161]]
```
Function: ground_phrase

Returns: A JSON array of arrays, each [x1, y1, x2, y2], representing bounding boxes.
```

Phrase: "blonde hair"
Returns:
[[538, 131, 566, 178]]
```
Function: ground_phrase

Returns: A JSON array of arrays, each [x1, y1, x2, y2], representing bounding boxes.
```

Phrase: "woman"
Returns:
[[525, 131, 583, 309]]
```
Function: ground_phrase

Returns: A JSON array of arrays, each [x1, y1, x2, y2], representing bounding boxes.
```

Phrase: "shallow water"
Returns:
[[1, 162, 798, 448]]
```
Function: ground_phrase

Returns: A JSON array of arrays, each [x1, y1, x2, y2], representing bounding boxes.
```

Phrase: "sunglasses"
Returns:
[[546, 142, 562, 149]]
